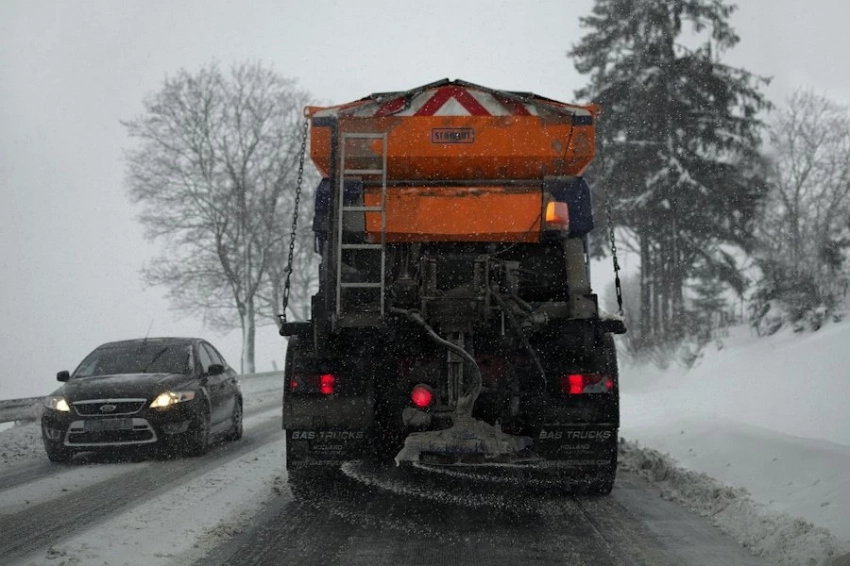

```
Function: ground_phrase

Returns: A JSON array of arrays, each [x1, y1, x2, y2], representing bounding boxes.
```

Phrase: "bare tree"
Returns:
[[752, 90, 850, 331], [765, 91, 850, 267], [257, 166, 321, 325], [124, 62, 312, 372]]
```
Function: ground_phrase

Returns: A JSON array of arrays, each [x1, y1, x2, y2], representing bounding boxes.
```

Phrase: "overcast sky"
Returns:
[[1, 0, 848, 399]]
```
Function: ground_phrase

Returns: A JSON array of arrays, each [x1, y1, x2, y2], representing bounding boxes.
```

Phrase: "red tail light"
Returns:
[[566, 374, 584, 394], [559, 373, 614, 395], [320, 374, 335, 395], [411, 384, 434, 408], [288, 373, 337, 396]]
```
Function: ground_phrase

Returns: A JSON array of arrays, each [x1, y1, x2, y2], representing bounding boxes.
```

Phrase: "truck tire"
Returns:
[[587, 471, 616, 495], [287, 468, 313, 500], [370, 401, 405, 465], [584, 432, 618, 496], [287, 467, 344, 501]]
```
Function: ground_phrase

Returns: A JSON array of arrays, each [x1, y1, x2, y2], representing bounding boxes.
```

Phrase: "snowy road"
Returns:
[[0, 377, 767, 566], [0, 397, 283, 565], [199, 463, 763, 566]]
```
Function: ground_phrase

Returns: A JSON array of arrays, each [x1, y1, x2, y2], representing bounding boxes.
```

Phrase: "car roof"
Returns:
[[96, 337, 201, 349]]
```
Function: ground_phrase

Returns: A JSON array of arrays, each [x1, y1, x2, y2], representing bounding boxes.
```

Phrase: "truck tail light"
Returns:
[[288, 373, 337, 396], [320, 374, 335, 395], [559, 373, 614, 395], [545, 201, 570, 227], [541, 196, 570, 237], [410, 384, 434, 408]]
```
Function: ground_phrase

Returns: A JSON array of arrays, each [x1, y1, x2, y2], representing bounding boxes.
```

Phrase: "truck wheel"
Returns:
[[369, 421, 405, 465], [587, 454, 618, 495], [586, 470, 616, 495], [287, 467, 341, 501], [579, 428, 618, 495], [287, 469, 312, 500]]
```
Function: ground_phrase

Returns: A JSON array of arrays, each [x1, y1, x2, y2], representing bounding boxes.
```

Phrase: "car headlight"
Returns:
[[44, 396, 71, 412], [150, 391, 196, 409]]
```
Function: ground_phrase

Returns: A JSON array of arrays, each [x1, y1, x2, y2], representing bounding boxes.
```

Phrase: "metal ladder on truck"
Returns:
[[334, 132, 388, 327]]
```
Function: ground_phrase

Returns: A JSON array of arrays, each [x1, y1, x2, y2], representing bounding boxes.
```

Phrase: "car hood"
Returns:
[[59, 373, 194, 401]]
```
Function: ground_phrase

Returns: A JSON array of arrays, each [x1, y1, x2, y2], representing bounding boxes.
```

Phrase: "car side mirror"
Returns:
[[207, 364, 225, 376], [57, 370, 70, 382]]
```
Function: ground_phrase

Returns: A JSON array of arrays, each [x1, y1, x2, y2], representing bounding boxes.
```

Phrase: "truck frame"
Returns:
[[280, 79, 625, 495]]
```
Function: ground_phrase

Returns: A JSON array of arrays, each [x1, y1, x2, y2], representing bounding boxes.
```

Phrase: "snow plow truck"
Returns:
[[279, 79, 625, 495]]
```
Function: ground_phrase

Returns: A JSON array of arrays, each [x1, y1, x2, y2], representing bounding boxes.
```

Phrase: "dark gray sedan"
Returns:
[[41, 337, 243, 462]]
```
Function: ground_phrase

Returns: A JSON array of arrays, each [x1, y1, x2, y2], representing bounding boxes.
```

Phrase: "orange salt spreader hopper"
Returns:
[[306, 79, 600, 243]]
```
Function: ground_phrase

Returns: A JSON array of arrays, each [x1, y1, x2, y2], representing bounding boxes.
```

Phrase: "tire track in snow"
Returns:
[[0, 396, 281, 493], [0, 401, 283, 565], [202, 461, 766, 566]]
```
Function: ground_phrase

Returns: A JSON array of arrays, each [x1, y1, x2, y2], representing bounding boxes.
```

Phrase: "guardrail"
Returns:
[[0, 397, 43, 424], [0, 371, 284, 425]]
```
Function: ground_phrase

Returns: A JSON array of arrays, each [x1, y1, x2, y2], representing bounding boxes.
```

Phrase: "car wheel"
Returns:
[[44, 440, 71, 464], [184, 406, 210, 457], [226, 399, 243, 441]]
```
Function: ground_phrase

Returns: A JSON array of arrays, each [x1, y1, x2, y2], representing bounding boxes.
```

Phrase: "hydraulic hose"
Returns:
[[489, 285, 547, 390], [390, 308, 481, 419]]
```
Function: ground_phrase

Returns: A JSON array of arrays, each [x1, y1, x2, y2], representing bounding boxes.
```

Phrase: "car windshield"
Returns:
[[73, 344, 192, 377]]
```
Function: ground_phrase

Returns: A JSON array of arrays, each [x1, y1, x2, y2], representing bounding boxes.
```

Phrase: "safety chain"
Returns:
[[606, 201, 624, 317], [280, 118, 310, 325]]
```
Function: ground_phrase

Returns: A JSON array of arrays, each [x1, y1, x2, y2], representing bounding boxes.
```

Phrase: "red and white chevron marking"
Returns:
[[313, 83, 592, 119]]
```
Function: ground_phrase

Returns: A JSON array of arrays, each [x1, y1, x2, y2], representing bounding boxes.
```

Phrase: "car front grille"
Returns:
[[72, 399, 147, 416], [67, 430, 156, 445], [65, 418, 157, 446]]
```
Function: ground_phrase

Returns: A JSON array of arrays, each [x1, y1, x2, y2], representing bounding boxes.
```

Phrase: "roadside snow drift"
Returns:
[[620, 321, 850, 565]]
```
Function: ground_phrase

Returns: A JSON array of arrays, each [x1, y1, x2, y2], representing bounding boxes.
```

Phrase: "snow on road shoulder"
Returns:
[[621, 323, 850, 447], [0, 422, 43, 469], [620, 439, 850, 566], [21, 434, 289, 566], [625, 416, 850, 540], [618, 320, 850, 566]]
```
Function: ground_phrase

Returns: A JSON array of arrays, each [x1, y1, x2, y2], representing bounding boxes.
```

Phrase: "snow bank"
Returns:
[[622, 323, 850, 446], [0, 422, 43, 470], [619, 320, 850, 565], [624, 416, 850, 540], [620, 439, 850, 566]]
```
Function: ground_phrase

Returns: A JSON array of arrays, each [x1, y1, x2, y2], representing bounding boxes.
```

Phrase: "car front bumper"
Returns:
[[42, 400, 200, 449]]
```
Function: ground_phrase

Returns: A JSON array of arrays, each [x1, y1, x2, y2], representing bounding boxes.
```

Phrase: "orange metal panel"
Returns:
[[309, 115, 595, 181], [362, 186, 542, 243]]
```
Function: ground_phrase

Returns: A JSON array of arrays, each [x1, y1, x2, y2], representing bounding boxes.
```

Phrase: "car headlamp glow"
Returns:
[[44, 396, 70, 412], [149, 391, 196, 408]]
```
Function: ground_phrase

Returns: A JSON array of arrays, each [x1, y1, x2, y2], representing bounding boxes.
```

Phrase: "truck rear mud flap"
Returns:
[[531, 424, 618, 470], [395, 417, 538, 467], [285, 429, 369, 468]]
